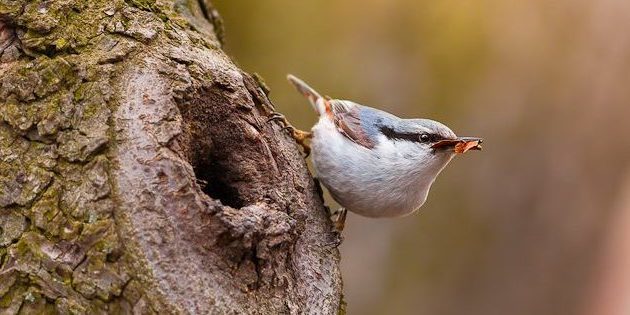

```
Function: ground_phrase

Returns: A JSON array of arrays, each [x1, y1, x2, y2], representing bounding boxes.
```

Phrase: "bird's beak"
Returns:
[[431, 137, 483, 154]]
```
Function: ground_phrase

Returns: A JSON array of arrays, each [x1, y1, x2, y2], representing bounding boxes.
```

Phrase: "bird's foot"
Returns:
[[326, 207, 347, 247], [268, 112, 312, 156]]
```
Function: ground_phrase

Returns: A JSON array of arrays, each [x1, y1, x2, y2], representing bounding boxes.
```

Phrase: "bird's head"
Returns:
[[377, 118, 482, 175]]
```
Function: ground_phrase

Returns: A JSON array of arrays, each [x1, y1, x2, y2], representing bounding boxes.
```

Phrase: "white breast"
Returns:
[[310, 117, 452, 218]]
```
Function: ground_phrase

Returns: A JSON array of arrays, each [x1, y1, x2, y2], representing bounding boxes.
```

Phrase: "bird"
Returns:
[[269, 74, 482, 232]]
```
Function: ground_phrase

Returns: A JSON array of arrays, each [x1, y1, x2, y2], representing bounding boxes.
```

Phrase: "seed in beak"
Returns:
[[432, 137, 483, 153], [454, 140, 482, 154]]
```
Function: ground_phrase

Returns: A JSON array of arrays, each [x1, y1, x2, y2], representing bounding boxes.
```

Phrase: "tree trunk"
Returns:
[[0, 1, 342, 314]]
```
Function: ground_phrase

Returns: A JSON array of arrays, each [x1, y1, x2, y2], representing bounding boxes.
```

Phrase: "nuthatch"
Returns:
[[269, 75, 482, 231]]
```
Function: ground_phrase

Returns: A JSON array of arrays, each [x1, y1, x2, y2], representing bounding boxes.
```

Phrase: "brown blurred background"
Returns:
[[214, 1, 630, 314]]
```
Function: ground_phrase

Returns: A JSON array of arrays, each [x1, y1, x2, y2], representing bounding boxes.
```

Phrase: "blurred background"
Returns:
[[214, 1, 630, 314]]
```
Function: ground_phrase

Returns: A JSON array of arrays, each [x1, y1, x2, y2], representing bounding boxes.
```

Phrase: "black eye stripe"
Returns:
[[380, 126, 443, 143]]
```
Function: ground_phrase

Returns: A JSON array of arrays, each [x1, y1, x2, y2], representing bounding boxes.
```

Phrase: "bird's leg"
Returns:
[[331, 207, 348, 232], [267, 112, 312, 156], [326, 207, 347, 247]]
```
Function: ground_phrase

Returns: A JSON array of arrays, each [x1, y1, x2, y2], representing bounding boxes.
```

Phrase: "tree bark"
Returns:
[[0, 1, 342, 314]]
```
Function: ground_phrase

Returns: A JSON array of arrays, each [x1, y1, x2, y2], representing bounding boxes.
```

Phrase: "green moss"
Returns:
[[80, 89, 108, 121], [14, 236, 32, 257], [54, 38, 68, 50], [13, 233, 44, 262], [29, 184, 67, 239], [0, 247, 6, 265], [0, 100, 31, 130], [0, 292, 12, 307], [35, 58, 75, 97], [79, 219, 110, 241], [0, 284, 25, 308], [73, 84, 87, 102], [20, 289, 58, 314], [21, 29, 48, 50], [55, 297, 88, 314], [253, 73, 271, 96], [55, 264, 74, 285], [16, 0, 124, 55], [337, 293, 347, 315], [125, 0, 158, 12], [87, 253, 106, 271], [0, 2, 25, 18], [0, 211, 27, 246], [166, 16, 190, 30], [59, 219, 83, 241], [16, 166, 54, 206], [92, 238, 112, 254]]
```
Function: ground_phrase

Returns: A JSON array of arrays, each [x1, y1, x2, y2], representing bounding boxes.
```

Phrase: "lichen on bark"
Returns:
[[1, 0, 341, 314]]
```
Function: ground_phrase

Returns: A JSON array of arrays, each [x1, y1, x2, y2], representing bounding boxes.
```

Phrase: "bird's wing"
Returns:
[[327, 99, 376, 149]]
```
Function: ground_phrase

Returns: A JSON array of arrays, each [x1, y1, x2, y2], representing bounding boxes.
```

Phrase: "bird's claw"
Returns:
[[326, 231, 344, 248], [324, 207, 347, 248], [282, 126, 295, 133], [266, 112, 286, 123], [267, 112, 312, 157]]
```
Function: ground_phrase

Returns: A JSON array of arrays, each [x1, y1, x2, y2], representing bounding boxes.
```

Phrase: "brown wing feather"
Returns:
[[328, 100, 376, 149]]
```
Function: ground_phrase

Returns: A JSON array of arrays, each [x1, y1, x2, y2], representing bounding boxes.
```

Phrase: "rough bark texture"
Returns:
[[0, 0, 342, 313]]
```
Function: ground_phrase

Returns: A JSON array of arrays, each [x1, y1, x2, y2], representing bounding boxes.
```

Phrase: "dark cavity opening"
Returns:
[[174, 86, 247, 209]]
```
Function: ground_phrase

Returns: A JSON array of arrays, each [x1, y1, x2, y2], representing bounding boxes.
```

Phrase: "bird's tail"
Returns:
[[287, 74, 326, 116]]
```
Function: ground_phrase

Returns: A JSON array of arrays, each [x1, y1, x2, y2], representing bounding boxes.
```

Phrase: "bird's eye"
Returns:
[[420, 134, 431, 142]]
